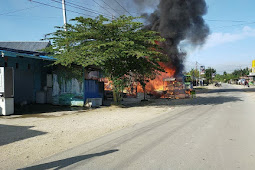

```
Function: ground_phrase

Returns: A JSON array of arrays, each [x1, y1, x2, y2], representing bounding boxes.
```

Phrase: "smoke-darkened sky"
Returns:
[[0, 0, 254, 73], [138, 0, 210, 75]]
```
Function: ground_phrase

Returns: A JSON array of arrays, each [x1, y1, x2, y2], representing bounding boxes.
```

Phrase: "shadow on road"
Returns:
[[22, 149, 119, 170], [207, 88, 255, 94], [153, 96, 243, 107], [124, 96, 243, 108], [0, 124, 47, 146]]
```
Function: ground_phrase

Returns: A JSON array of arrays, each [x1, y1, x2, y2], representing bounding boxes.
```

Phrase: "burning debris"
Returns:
[[137, 62, 175, 93]]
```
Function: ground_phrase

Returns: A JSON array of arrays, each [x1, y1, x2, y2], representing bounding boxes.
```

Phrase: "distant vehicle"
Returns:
[[215, 82, 222, 87], [238, 79, 245, 85]]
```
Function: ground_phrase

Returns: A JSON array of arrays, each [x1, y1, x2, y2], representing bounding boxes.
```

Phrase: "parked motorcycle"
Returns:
[[215, 82, 222, 87]]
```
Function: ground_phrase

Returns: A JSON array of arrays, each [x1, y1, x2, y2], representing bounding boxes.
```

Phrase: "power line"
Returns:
[[0, 14, 63, 21], [68, 0, 113, 12], [205, 19, 252, 23], [91, 0, 115, 16], [66, 0, 111, 17], [74, 0, 142, 15], [29, 0, 110, 19], [113, 0, 137, 19], [113, 0, 133, 16], [0, 14, 61, 19], [50, 0, 112, 18], [202, 19, 255, 30], [186, 60, 250, 68], [30, 0, 83, 15], [207, 20, 255, 30], [215, 22, 255, 29], [0, 5, 39, 16], [99, 0, 122, 16]]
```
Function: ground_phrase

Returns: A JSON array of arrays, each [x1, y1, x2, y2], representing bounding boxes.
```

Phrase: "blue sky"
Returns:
[[0, 0, 255, 73]]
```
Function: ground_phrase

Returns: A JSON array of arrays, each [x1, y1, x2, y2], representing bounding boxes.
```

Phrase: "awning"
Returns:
[[248, 73, 255, 77]]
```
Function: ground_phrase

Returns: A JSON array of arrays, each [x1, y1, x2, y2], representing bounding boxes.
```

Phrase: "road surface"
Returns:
[[24, 84, 255, 170]]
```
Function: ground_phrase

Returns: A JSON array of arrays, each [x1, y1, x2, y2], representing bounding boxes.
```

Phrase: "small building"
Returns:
[[248, 60, 255, 84], [0, 41, 53, 105], [0, 41, 104, 115], [248, 73, 255, 83], [52, 65, 104, 107]]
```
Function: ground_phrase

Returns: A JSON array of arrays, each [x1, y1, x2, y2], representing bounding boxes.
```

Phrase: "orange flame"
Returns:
[[102, 62, 176, 95], [137, 62, 176, 93], [103, 41, 176, 95], [101, 78, 113, 91]]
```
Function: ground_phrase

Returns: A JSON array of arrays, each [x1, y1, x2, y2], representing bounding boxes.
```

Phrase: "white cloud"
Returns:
[[204, 26, 255, 49]]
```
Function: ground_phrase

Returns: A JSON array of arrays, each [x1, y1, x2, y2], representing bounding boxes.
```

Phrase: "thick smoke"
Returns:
[[100, 0, 209, 75], [135, 0, 210, 75], [132, 0, 159, 9]]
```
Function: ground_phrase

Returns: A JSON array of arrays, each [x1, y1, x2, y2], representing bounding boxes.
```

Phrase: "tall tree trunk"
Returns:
[[111, 76, 120, 105], [112, 84, 121, 105], [113, 90, 119, 105], [143, 85, 146, 101]]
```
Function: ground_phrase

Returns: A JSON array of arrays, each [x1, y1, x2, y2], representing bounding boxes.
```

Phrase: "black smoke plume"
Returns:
[[137, 0, 209, 75], [100, 0, 209, 75]]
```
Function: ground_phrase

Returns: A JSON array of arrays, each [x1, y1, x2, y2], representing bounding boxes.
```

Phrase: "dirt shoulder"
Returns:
[[0, 103, 173, 170]]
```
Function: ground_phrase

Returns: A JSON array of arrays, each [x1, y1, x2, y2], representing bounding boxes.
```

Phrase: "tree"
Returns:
[[44, 15, 166, 104], [187, 68, 199, 80], [215, 68, 251, 83], [232, 67, 250, 78], [134, 58, 164, 101], [223, 71, 227, 76], [205, 67, 216, 83]]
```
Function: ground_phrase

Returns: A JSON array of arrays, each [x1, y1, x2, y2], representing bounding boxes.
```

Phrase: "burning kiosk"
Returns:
[[162, 76, 191, 99]]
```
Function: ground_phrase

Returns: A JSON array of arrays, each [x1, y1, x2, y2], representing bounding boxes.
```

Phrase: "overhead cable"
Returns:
[[0, 5, 39, 16], [98, 0, 122, 16], [50, 0, 112, 18], [91, 0, 115, 16], [113, 0, 135, 17], [30, 0, 111, 19]]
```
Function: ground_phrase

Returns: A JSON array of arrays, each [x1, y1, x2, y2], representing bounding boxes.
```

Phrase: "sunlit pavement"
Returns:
[[24, 84, 255, 170]]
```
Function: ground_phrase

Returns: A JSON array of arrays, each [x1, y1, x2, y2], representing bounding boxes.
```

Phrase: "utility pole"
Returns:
[[240, 65, 242, 78], [210, 67, 212, 83], [62, 0, 67, 31], [196, 61, 198, 86]]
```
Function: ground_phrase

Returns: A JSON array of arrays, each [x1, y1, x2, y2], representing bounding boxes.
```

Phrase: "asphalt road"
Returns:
[[24, 84, 255, 170]]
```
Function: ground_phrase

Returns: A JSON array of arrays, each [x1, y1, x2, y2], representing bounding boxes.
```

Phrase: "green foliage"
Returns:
[[44, 15, 167, 104], [214, 67, 251, 83], [111, 77, 128, 104], [184, 75, 192, 82], [214, 74, 224, 82], [53, 65, 84, 83], [232, 67, 250, 77], [205, 67, 216, 82], [187, 68, 199, 80]]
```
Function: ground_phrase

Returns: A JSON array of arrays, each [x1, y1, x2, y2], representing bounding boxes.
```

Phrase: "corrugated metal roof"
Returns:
[[0, 41, 50, 52]]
